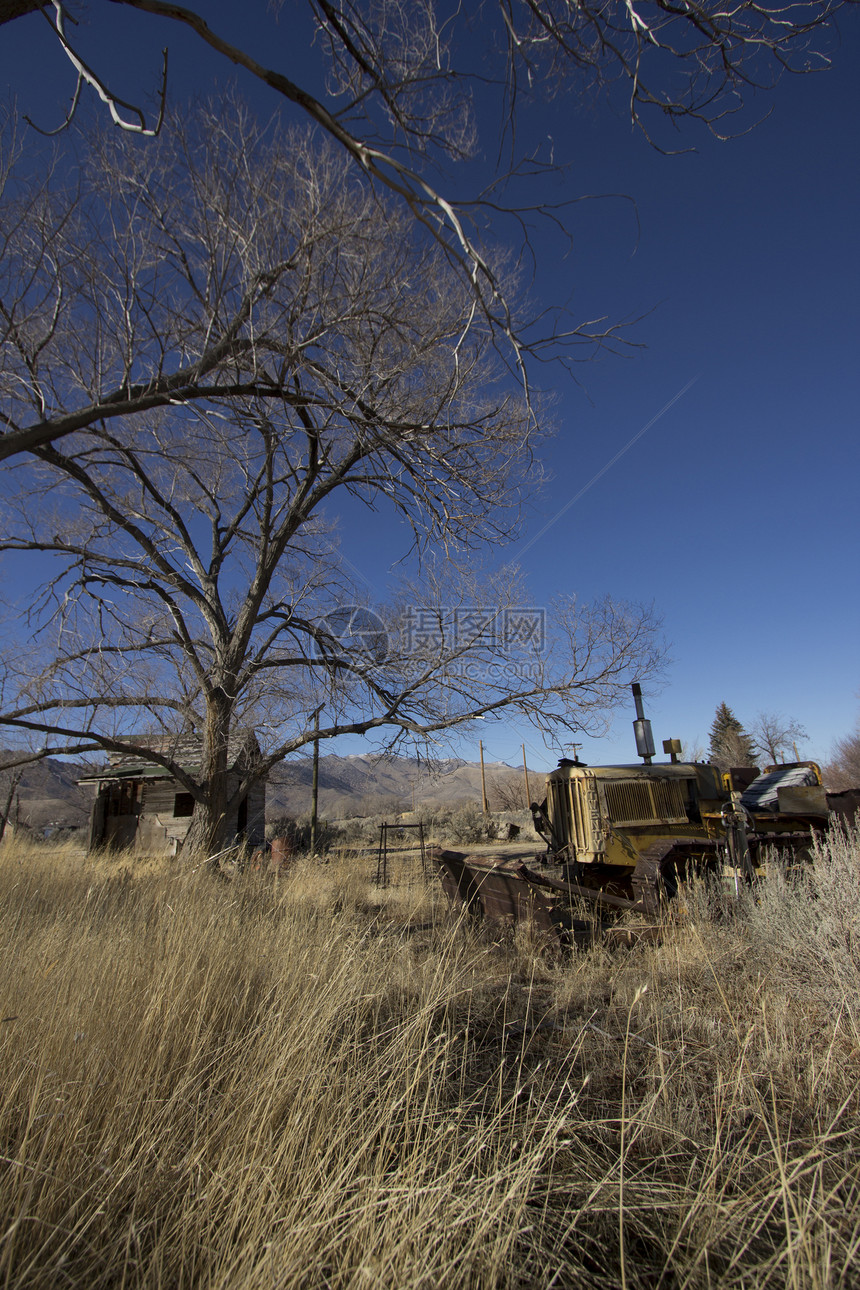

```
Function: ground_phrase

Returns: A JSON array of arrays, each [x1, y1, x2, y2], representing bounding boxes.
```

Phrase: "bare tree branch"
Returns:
[[1, 0, 847, 438], [24, 3, 168, 136]]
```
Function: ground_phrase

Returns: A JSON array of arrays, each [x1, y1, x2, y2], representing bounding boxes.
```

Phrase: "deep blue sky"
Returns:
[[1, 2, 857, 774]]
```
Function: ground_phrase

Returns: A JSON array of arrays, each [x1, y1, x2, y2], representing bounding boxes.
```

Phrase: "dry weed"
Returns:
[[0, 832, 858, 1287]]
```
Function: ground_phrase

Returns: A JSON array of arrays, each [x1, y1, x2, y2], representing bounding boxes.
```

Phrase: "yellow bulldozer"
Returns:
[[431, 687, 843, 943], [530, 685, 830, 912]]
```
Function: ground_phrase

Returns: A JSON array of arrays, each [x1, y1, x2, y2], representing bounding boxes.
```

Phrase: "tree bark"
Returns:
[[0, 1, 44, 25], [179, 689, 233, 859], [0, 771, 22, 844]]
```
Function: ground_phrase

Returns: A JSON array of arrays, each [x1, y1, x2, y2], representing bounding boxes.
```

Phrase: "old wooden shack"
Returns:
[[80, 732, 266, 854]]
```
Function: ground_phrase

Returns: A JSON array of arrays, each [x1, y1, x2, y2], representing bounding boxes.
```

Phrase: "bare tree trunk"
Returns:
[[180, 690, 233, 858], [0, 771, 22, 844]]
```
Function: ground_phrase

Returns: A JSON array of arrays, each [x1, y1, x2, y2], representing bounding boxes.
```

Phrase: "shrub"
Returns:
[[267, 813, 342, 854]]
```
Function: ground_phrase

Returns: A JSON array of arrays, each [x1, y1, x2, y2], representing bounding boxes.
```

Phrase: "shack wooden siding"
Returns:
[[136, 779, 193, 853], [141, 781, 180, 815], [81, 729, 268, 855], [85, 786, 267, 852], [244, 781, 266, 846]]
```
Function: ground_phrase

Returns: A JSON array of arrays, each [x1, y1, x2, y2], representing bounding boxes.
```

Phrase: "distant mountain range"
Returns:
[[0, 753, 93, 832], [1, 749, 544, 832], [266, 753, 535, 820]]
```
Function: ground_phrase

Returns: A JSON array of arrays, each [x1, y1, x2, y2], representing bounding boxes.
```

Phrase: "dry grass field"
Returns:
[[1, 830, 859, 1288]]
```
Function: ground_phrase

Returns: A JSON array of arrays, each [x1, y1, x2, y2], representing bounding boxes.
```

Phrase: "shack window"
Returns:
[[173, 793, 195, 818]]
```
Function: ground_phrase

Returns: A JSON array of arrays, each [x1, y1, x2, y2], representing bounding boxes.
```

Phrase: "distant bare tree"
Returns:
[[489, 772, 530, 813], [751, 711, 808, 765], [824, 729, 860, 790], [0, 104, 663, 855]]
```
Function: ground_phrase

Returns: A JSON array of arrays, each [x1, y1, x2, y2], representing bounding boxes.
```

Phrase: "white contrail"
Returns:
[[504, 373, 701, 567]]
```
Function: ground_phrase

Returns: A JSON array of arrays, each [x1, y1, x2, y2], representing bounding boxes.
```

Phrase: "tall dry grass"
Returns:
[[1, 831, 859, 1288]]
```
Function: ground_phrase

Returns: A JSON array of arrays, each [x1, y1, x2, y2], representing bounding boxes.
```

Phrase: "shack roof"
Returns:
[[78, 730, 262, 786]]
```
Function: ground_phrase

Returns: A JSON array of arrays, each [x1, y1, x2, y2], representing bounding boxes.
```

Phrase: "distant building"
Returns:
[[79, 732, 266, 854]]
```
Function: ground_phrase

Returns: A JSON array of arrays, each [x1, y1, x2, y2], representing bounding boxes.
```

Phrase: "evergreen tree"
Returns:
[[708, 703, 759, 772]]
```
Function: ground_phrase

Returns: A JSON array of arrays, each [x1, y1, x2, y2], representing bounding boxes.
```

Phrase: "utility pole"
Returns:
[[522, 743, 531, 808], [479, 740, 488, 814], [310, 708, 320, 855]]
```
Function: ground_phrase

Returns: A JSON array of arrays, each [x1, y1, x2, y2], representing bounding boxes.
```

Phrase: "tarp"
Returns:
[[740, 765, 818, 813]]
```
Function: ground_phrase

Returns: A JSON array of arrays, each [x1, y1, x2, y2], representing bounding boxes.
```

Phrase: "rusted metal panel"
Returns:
[[431, 850, 676, 950], [775, 785, 829, 816], [827, 790, 860, 822], [469, 864, 558, 932], [748, 830, 816, 854], [725, 767, 760, 793], [430, 854, 598, 945], [427, 847, 483, 915], [629, 839, 676, 915]]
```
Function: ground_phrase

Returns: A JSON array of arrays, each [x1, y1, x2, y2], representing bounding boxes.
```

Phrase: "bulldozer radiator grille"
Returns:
[[602, 778, 688, 826], [549, 778, 589, 853]]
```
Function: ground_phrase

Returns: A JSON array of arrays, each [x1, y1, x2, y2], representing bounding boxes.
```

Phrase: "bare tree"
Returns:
[[750, 711, 808, 764], [824, 728, 860, 790], [0, 0, 851, 459], [489, 772, 530, 813], [0, 89, 621, 465], [0, 105, 663, 854]]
